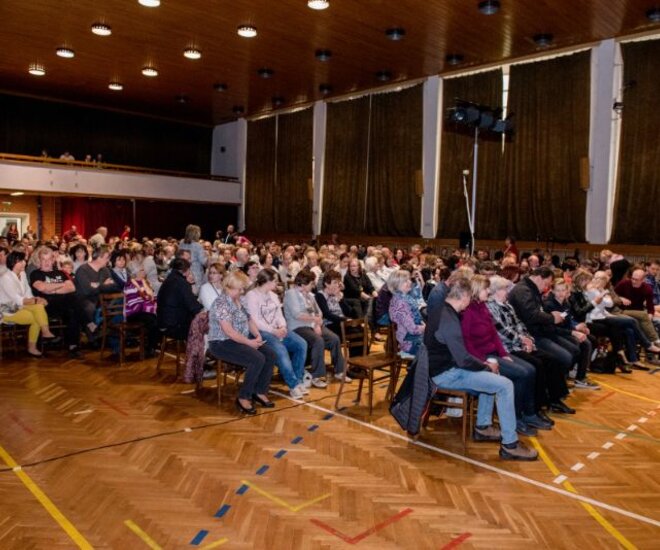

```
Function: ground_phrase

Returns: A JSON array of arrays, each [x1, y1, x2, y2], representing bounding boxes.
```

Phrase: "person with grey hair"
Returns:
[[178, 224, 207, 294], [89, 226, 108, 249], [388, 269, 425, 356], [364, 255, 387, 292]]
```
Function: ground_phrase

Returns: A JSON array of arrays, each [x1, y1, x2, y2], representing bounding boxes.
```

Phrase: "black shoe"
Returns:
[[236, 398, 257, 415], [252, 394, 275, 408], [516, 420, 538, 437], [27, 350, 43, 358], [522, 414, 553, 431], [42, 335, 62, 346], [537, 410, 555, 426], [68, 347, 83, 359], [550, 400, 576, 414]]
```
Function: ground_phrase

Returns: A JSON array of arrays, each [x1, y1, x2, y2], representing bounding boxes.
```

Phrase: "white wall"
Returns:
[[211, 121, 243, 178]]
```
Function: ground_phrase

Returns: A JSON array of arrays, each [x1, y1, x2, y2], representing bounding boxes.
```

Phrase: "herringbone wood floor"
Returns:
[[0, 349, 659, 549]]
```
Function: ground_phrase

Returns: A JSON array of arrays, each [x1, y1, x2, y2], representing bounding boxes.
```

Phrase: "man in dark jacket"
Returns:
[[157, 258, 203, 340], [425, 278, 537, 461]]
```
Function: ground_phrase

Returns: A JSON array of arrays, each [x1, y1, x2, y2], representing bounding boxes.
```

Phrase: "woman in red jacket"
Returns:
[[461, 275, 551, 435]]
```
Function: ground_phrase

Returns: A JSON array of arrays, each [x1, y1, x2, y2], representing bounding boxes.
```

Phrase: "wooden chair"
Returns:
[[100, 293, 146, 367], [422, 389, 477, 452], [334, 317, 399, 415], [386, 322, 416, 402], [156, 333, 186, 378], [215, 359, 245, 405], [0, 322, 29, 358]]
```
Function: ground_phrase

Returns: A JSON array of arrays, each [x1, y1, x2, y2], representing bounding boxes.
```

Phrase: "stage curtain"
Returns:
[[322, 97, 371, 234], [275, 108, 313, 234], [437, 70, 504, 240], [60, 197, 132, 240], [366, 85, 423, 236], [245, 117, 277, 234], [611, 39, 660, 244], [503, 52, 590, 242]]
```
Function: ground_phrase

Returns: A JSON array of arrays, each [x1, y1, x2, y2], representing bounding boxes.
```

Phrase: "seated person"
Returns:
[[425, 278, 537, 460], [0, 251, 59, 357], [364, 255, 388, 293], [461, 275, 549, 435], [315, 269, 352, 336], [198, 262, 226, 311], [109, 250, 130, 287], [343, 258, 376, 318], [284, 270, 348, 388], [615, 268, 660, 347], [245, 268, 308, 400], [29, 246, 82, 358], [388, 270, 425, 357], [123, 263, 159, 356], [157, 258, 203, 340], [208, 270, 277, 415], [69, 243, 89, 273]]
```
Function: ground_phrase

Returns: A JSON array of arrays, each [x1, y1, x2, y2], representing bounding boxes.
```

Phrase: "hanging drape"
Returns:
[[274, 108, 313, 233], [366, 84, 423, 236], [610, 39, 660, 245], [322, 97, 371, 235], [436, 70, 504, 239], [503, 51, 590, 242], [245, 117, 277, 234], [61, 197, 132, 239]]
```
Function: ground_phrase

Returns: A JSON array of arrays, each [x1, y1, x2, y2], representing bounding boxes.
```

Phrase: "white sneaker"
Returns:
[[297, 383, 310, 395], [303, 372, 313, 388], [334, 373, 352, 383], [290, 386, 305, 400], [311, 377, 328, 388]]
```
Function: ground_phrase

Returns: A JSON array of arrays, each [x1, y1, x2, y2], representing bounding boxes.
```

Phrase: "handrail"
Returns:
[[0, 153, 239, 183]]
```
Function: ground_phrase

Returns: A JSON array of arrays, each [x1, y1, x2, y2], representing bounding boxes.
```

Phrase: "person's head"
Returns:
[[348, 257, 362, 277], [110, 250, 127, 269], [489, 275, 513, 303], [294, 269, 316, 291], [338, 252, 350, 270], [505, 236, 516, 247], [176, 248, 192, 262], [446, 266, 474, 286], [70, 243, 89, 262], [259, 251, 273, 267], [96, 226, 108, 237], [36, 246, 55, 271], [227, 224, 235, 234], [60, 258, 74, 275], [235, 247, 249, 265], [184, 224, 201, 243], [478, 261, 497, 278], [445, 278, 473, 312], [387, 269, 412, 294], [70, 225, 78, 233], [551, 278, 570, 303], [599, 249, 613, 266], [647, 260, 660, 279], [572, 270, 593, 291], [591, 270, 610, 289], [222, 269, 250, 299], [207, 262, 226, 286], [171, 257, 191, 275], [528, 266, 555, 293], [630, 268, 646, 289], [364, 256, 379, 273], [245, 260, 260, 280], [91, 244, 111, 266], [255, 267, 278, 291], [306, 250, 319, 267], [470, 274, 490, 302], [6, 251, 26, 272], [322, 269, 343, 295]]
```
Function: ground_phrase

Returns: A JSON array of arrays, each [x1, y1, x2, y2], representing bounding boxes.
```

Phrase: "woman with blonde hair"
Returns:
[[198, 262, 226, 311]]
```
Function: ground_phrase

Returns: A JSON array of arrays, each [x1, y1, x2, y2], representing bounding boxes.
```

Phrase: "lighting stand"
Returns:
[[461, 127, 479, 256]]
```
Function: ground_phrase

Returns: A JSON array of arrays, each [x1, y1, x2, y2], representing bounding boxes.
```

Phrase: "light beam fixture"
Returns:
[[141, 66, 158, 77], [478, 0, 500, 15], [385, 27, 406, 40], [138, 0, 160, 7], [446, 53, 465, 65], [308, 0, 329, 10], [237, 25, 257, 37], [183, 47, 202, 60], [108, 82, 124, 91], [91, 23, 112, 36], [213, 83, 228, 92], [315, 48, 332, 61], [533, 33, 554, 47], [28, 63, 46, 76], [56, 47, 75, 58]]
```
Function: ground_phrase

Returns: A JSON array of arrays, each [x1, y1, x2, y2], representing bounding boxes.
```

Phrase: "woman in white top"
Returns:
[[198, 262, 226, 311], [0, 251, 58, 356]]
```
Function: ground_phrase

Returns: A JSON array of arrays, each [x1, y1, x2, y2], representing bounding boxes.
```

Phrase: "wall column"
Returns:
[[421, 76, 442, 239], [312, 101, 327, 237]]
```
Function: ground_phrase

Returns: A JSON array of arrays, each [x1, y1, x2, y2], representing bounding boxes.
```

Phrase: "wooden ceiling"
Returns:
[[0, 0, 658, 126]]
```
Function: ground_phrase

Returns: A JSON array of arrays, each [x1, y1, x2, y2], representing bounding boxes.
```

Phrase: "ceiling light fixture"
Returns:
[[138, 0, 161, 7], [315, 48, 332, 61], [56, 47, 75, 58], [237, 25, 257, 37], [108, 82, 123, 91], [646, 7, 660, 22], [319, 83, 333, 94], [385, 27, 406, 40], [445, 53, 464, 65], [213, 83, 228, 92], [141, 66, 158, 77], [533, 33, 554, 47], [28, 63, 46, 76], [9, 191, 25, 197], [91, 23, 112, 36], [183, 47, 202, 60], [258, 67, 274, 78], [307, 0, 329, 10], [478, 0, 500, 15], [233, 105, 245, 115], [272, 96, 285, 107], [376, 70, 392, 82]]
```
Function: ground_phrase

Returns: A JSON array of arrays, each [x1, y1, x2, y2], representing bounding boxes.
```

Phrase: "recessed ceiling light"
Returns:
[[183, 48, 202, 60], [56, 47, 75, 58], [141, 66, 158, 77], [533, 33, 554, 47], [646, 7, 660, 22], [478, 0, 500, 15], [233, 105, 245, 115], [91, 23, 112, 36], [376, 70, 392, 82], [138, 0, 160, 6], [315, 48, 332, 61], [9, 191, 25, 197], [319, 83, 333, 94], [445, 53, 464, 65], [385, 27, 406, 40], [308, 0, 329, 10], [108, 82, 123, 91], [176, 94, 189, 104], [213, 83, 228, 92], [28, 63, 46, 76], [272, 96, 285, 107], [237, 25, 257, 38], [258, 67, 274, 78]]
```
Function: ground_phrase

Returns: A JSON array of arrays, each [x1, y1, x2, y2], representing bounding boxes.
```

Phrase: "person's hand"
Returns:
[[576, 322, 590, 335], [103, 278, 113, 285], [551, 311, 565, 324], [313, 324, 322, 336], [620, 297, 631, 306], [276, 327, 287, 339], [485, 359, 499, 374], [503, 356, 514, 362], [571, 330, 587, 342], [36, 297, 48, 306], [90, 282, 100, 288], [247, 338, 263, 349]]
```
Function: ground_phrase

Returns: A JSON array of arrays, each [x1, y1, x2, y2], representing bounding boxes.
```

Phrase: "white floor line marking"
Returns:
[[267, 389, 660, 528], [571, 462, 585, 472], [602, 442, 614, 450], [184, 428, 192, 433], [648, 411, 657, 417], [180, 389, 195, 394], [587, 452, 600, 460], [72, 409, 94, 415], [638, 417, 648, 423], [627, 424, 638, 432], [12, 466, 22, 472], [615, 432, 628, 440], [553, 474, 567, 484]]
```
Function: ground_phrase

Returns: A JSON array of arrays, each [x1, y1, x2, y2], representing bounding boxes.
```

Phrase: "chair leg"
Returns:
[[217, 363, 223, 405], [356, 379, 364, 403], [461, 397, 468, 451], [334, 370, 346, 411], [175, 340, 181, 379], [156, 337, 167, 373], [368, 370, 374, 415], [386, 362, 401, 402]]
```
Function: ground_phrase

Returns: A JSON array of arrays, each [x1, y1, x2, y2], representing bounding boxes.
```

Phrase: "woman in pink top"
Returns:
[[461, 275, 549, 435]]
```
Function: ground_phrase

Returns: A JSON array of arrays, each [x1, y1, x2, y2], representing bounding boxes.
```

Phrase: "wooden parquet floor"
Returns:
[[0, 350, 659, 549]]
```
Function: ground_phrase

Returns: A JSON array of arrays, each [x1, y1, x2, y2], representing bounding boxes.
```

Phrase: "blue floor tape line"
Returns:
[[308, 424, 319, 432], [256, 465, 269, 475], [291, 436, 303, 444], [190, 530, 209, 545], [322, 413, 334, 420], [274, 449, 287, 459], [214, 504, 231, 518], [236, 484, 249, 495]]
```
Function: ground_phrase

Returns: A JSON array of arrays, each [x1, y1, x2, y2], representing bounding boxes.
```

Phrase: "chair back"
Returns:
[[340, 317, 369, 358], [100, 292, 125, 325]]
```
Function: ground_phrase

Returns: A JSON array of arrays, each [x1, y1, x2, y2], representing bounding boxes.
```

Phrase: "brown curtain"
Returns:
[[437, 70, 504, 239], [366, 85, 423, 236], [322, 97, 370, 234], [275, 108, 313, 233], [245, 117, 276, 233], [503, 52, 590, 242], [611, 40, 660, 244]]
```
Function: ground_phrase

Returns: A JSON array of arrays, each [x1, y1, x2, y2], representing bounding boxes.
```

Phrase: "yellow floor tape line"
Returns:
[[242, 479, 331, 512], [124, 520, 163, 550], [0, 444, 93, 549], [591, 378, 660, 405], [200, 538, 229, 549], [529, 437, 638, 550]]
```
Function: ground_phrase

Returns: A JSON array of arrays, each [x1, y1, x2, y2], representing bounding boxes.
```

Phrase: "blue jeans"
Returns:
[[432, 367, 518, 445], [487, 354, 536, 417], [260, 330, 307, 389]]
